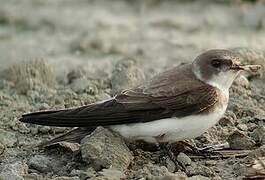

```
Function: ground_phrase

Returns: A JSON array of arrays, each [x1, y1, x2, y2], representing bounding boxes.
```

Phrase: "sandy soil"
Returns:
[[0, 0, 265, 179]]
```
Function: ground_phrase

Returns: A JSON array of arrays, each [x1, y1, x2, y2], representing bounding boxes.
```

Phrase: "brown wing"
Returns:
[[20, 64, 220, 127]]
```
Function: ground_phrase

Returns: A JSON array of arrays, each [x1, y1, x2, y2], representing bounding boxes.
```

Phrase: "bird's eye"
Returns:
[[211, 59, 221, 68]]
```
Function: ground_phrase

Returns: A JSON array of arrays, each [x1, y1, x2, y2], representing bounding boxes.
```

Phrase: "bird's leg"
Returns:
[[158, 143, 177, 162], [196, 142, 229, 151], [177, 140, 224, 157], [155, 142, 172, 162], [156, 142, 186, 171], [155, 142, 166, 162]]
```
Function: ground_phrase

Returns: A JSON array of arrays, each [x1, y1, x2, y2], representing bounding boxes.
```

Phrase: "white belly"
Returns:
[[110, 105, 227, 143]]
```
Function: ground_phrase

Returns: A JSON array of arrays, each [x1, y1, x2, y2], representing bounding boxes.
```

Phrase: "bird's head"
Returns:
[[192, 49, 261, 91]]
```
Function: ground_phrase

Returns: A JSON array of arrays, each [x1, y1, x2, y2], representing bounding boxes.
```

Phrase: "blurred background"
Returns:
[[0, 0, 265, 73]]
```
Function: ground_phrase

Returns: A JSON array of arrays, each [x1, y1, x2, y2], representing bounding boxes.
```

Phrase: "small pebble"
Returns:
[[28, 155, 52, 173], [237, 124, 248, 131], [186, 162, 215, 177], [205, 160, 217, 166], [219, 117, 234, 126], [177, 152, 192, 166], [98, 168, 125, 180]]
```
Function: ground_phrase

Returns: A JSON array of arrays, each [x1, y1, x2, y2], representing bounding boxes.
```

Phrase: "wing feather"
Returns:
[[20, 64, 221, 127]]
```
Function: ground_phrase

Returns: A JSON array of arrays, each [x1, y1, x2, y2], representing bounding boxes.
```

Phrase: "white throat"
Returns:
[[192, 66, 239, 93]]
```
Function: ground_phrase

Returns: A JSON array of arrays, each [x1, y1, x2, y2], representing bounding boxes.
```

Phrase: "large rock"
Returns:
[[80, 127, 133, 171], [227, 130, 255, 150], [28, 155, 53, 173], [0, 161, 28, 180]]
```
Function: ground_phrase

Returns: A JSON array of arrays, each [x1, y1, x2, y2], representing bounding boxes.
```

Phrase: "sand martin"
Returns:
[[19, 49, 261, 145]]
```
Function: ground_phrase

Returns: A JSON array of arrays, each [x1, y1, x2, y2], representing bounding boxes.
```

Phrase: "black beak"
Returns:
[[230, 65, 244, 71], [231, 64, 261, 73]]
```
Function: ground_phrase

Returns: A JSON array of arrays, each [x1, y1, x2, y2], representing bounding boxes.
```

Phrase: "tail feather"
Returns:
[[18, 99, 128, 127], [38, 127, 95, 148], [19, 106, 92, 127]]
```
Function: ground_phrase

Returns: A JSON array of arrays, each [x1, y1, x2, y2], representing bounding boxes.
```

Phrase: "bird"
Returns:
[[19, 49, 261, 147]]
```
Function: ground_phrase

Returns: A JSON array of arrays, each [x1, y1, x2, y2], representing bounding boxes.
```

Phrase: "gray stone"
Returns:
[[218, 117, 234, 126], [146, 164, 169, 177], [152, 173, 187, 180], [177, 152, 192, 166], [186, 162, 215, 177], [71, 168, 97, 179], [0, 161, 28, 180], [126, 162, 186, 180], [205, 160, 217, 166], [23, 173, 43, 180], [98, 168, 125, 180], [165, 158, 176, 173], [233, 162, 247, 176], [80, 127, 133, 170], [218, 111, 236, 126], [28, 155, 53, 173], [38, 126, 51, 134], [0, 129, 17, 147], [237, 124, 248, 131], [227, 130, 255, 150], [52, 177, 79, 180], [188, 175, 210, 180], [251, 126, 265, 145]]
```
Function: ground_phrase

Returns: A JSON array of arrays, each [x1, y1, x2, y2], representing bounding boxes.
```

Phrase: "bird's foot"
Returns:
[[156, 143, 186, 171], [158, 143, 177, 161], [178, 140, 228, 158]]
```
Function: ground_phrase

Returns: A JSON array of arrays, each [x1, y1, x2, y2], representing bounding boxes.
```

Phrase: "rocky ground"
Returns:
[[0, 0, 265, 179]]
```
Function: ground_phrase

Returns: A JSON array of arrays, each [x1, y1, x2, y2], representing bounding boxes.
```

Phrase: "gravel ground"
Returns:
[[0, 0, 265, 179]]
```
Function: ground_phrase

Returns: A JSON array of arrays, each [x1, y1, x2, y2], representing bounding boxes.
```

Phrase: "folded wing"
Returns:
[[19, 64, 220, 127]]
